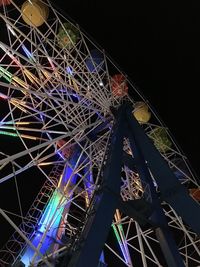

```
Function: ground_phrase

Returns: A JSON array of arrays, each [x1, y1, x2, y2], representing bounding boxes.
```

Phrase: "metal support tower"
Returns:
[[62, 103, 200, 267]]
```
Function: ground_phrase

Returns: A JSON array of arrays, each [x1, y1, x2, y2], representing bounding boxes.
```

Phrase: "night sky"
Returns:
[[51, 0, 200, 177]]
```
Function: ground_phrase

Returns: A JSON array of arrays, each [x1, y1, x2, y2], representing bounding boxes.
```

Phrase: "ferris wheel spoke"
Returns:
[[105, 243, 131, 266], [3, 11, 111, 108], [0, 80, 105, 119]]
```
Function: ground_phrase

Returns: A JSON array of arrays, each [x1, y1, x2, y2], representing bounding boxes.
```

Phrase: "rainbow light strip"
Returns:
[[20, 164, 75, 266], [112, 223, 128, 262], [0, 129, 43, 141], [20, 190, 64, 265], [0, 66, 29, 89], [112, 210, 132, 265]]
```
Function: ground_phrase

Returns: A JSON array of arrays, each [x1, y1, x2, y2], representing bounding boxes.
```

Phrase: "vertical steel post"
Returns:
[[67, 105, 126, 267], [64, 103, 200, 267]]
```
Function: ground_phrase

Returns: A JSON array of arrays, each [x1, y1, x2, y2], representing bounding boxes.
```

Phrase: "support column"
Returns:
[[125, 103, 196, 267], [125, 104, 200, 235], [125, 130, 184, 267], [67, 105, 126, 267]]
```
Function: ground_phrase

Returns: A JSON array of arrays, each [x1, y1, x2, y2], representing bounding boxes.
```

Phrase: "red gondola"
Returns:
[[57, 139, 74, 159], [110, 74, 128, 97], [0, 0, 11, 6], [189, 188, 200, 201]]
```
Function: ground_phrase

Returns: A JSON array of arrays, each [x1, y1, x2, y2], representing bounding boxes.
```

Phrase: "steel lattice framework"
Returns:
[[0, 1, 200, 266]]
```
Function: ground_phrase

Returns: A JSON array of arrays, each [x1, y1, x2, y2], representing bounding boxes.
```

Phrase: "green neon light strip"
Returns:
[[0, 72, 12, 83], [0, 66, 12, 78], [112, 224, 121, 242], [112, 224, 128, 262], [0, 130, 18, 137]]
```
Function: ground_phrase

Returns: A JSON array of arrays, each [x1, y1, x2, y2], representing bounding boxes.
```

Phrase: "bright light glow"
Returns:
[[21, 165, 76, 265], [0, 43, 38, 86], [0, 130, 41, 140], [24, 69, 39, 84], [0, 43, 19, 65], [38, 190, 64, 233], [99, 81, 104, 87], [22, 45, 35, 61], [0, 130, 18, 137], [20, 134, 39, 140], [6, 24, 16, 36], [66, 66, 73, 75], [0, 66, 29, 90], [12, 76, 29, 89], [1, 121, 30, 125], [15, 122, 30, 125], [0, 92, 8, 99], [0, 66, 12, 79], [112, 210, 132, 265]]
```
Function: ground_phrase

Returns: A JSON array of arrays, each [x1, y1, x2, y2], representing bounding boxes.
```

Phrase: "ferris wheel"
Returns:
[[0, 1, 200, 266]]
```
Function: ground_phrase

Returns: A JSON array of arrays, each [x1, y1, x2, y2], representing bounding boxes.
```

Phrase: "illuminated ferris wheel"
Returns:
[[0, 1, 200, 266]]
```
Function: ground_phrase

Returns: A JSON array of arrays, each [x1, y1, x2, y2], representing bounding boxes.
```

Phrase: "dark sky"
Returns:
[[52, 0, 200, 177]]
